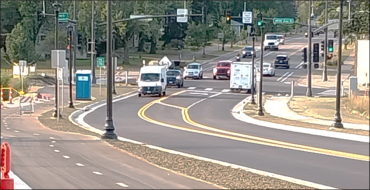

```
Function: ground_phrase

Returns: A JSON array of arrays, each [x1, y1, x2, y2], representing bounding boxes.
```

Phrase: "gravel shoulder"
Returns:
[[244, 95, 369, 136], [37, 87, 314, 189]]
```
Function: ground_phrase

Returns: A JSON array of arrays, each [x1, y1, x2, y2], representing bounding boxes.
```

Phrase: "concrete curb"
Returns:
[[232, 97, 369, 143]]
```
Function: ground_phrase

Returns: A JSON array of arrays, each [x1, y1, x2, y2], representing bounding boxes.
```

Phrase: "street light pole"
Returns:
[[52, 1, 61, 118], [68, 26, 74, 108], [333, 0, 344, 128], [257, 27, 264, 116], [102, 0, 117, 139], [112, 32, 116, 94], [251, 35, 256, 105], [306, 0, 313, 97], [73, 1, 77, 76], [91, 1, 96, 84], [323, 0, 328, 82]]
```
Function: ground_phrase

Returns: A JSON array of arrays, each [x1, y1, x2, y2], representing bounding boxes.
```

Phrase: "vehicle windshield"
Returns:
[[167, 71, 180, 76], [187, 65, 199, 69], [217, 62, 231, 67], [277, 57, 287, 60], [140, 73, 160, 82], [277, 36, 284, 39], [266, 36, 277, 40], [245, 47, 253, 51], [263, 64, 270, 68]]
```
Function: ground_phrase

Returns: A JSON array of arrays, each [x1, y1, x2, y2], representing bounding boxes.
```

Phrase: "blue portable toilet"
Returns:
[[76, 70, 92, 100]]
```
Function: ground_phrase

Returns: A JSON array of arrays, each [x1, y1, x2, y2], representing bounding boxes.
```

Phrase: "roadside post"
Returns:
[[57, 51, 60, 122], [291, 80, 295, 98], [349, 76, 358, 99], [97, 57, 105, 95], [125, 71, 128, 86]]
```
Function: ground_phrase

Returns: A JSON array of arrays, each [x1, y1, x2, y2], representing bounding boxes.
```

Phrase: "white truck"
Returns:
[[138, 65, 167, 97], [263, 33, 280, 51], [230, 62, 255, 93]]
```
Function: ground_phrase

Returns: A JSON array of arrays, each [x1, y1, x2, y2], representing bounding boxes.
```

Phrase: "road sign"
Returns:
[[58, 12, 69, 22], [159, 56, 172, 68], [130, 15, 153, 22], [51, 50, 66, 68], [30, 64, 36, 72], [177, 9, 188, 23], [19, 60, 27, 67], [273, 17, 295, 25], [97, 57, 105, 68], [242, 11, 253, 24]]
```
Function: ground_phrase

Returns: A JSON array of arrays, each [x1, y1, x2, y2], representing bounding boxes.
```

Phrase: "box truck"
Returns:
[[230, 62, 255, 93], [138, 65, 167, 97]]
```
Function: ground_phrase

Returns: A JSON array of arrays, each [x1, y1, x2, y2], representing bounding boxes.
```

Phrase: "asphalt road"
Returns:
[[1, 90, 219, 189], [84, 33, 369, 189]]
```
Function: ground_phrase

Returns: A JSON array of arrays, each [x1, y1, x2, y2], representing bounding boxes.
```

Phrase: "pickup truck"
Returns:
[[213, 60, 232, 80]]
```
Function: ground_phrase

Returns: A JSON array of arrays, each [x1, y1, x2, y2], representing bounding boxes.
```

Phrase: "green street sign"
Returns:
[[273, 17, 295, 25], [58, 12, 69, 22], [97, 57, 105, 68]]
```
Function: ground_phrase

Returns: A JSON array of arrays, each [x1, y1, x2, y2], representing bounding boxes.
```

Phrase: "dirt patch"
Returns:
[[244, 96, 369, 136], [37, 90, 313, 189]]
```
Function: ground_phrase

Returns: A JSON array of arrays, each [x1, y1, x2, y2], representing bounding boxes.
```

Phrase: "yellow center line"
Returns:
[[138, 91, 369, 162]]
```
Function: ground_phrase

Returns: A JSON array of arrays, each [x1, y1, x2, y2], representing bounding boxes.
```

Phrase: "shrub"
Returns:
[[1, 71, 11, 87], [343, 94, 370, 117]]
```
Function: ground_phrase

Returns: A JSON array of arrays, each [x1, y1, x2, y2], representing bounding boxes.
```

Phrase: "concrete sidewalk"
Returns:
[[264, 96, 369, 131]]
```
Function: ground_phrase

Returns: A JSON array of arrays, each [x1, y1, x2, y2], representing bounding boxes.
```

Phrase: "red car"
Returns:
[[213, 60, 232, 80]]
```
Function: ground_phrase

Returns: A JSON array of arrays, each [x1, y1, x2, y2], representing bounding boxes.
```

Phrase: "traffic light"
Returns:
[[302, 47, 307, 63], [226, 9, 231, 24], [257, 13, 263, 26], [320, 40, 325, 57], [78, 34, 82, 45], [328, 40, 334, 52], [313, 43, 319, 62], [67, 30, 72, 50], [36, 10, 42, 22]]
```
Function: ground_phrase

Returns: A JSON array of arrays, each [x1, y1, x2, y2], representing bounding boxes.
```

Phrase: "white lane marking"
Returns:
[[188, 92, 223, 109], [4, 123, 7, 125], [281, 72, 294, 82], [6, 128, 10, 130], [93, 171, 103, 175], [14, 130, 20, 133], [277, 72, 289, 81], [299, 66, 302, 69], [50, 137, 55, 139], [295, 61, 304, 68], [187, 87, 196, 90], [116, 183, 129, 188], [54, 150, 60, 152], [9, 171, 32, 189], [51, 141, 56, 143], [255, 52, 273, 61], [49, 145, 54, 147], [156, 102, 183, 109], [284, 82, 291, 84], [222, 89, 230, 92], [76, 163, 84, 167], [63, 155, 70, 159], [33, 133, 39, 136], [189, 93, 208, 96], [204, 88, 213, 91]]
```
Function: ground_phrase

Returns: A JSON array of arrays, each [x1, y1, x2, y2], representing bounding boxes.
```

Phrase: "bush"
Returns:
[[343, 94, 370, 118], [9, 77, 30, 95], [1, 71, 11, 87]]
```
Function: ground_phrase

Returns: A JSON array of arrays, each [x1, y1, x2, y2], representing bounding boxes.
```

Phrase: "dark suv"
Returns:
[[274, 55, 290, 69], [242, 46, 256, 58], [166, 70, 184, 88]]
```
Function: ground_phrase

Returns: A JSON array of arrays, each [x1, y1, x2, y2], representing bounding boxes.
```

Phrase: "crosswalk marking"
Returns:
[[204, 88, 213, 91], [222, 89, 230, 92], [188, 87, 196, 90]]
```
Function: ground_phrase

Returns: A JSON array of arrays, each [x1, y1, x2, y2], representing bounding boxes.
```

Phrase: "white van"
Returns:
[[230, 62, 256, 93], [263, 33, 279, 51], [138, 66, 167, 97]]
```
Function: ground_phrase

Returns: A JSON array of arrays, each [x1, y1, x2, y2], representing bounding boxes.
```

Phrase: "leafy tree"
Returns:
[[184, 22, 205, 60], [218, 16, 233, 51]]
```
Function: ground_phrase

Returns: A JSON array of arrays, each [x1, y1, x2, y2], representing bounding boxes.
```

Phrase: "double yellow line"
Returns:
[[138, 91, 369, 162]]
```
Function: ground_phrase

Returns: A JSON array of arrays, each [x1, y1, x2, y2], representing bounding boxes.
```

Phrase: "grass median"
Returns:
[[37, 87, 313, 189], [244, 95, 369, 136]]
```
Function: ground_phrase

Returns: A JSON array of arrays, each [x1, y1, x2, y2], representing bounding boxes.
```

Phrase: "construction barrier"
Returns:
[[1, 142, 14, 190]]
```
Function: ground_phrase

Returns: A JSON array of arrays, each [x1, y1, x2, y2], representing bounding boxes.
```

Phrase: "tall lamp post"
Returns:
[[102, 0, 117, 139], [251, 34, 256, 105], [323, 0, 329, 82], [257, 27, 264, 116], [333, 0, 344, 128], [68, 25, 74, 108], [52, 1, 62, 118], [306, 0, 313, 97]]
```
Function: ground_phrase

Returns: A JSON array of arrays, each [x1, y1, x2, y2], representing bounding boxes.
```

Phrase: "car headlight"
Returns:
[[275, 41, 279, 45], [242, 51, 246, 54], [227, 70, 231, 74], [213, 68, 217, 74], [176, 76, 181, 79]]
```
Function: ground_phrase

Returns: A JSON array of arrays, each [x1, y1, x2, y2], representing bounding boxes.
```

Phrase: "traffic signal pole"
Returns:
[[323, 0, 328, 82], [91, 1, 96, 84], [306, 0, 313, 97]]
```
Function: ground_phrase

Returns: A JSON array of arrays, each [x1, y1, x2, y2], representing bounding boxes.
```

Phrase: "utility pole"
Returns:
[[202, 6, 206, 58], [251, 35, 256, 105], [333, 0, 344, 128], [112, 32, 116, 94], [91, 1, 96, 84], [306, 0, 313, 97], [257, 27, 264, 116], [323, 0, 328, 82], [68, 27, 74, 108], [102, 0, 117, 139]]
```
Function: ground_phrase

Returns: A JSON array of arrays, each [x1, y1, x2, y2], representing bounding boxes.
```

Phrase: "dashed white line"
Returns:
[[204, 88, 213, 91], [189, 93, 208, 96], [33, 133, 39, 136], [76, 163, 84, 167], [50, 137, 55, 139], [51, 141, 56, 143], [6, 128, 10, 130], [222, 89, 230, 92], [295, 61, 304, 68], [63, 155, 70, 159], [93, 171, 103, 175], [54, 150, 60, 153], [116, 183, 129, 188], [281, 72, 294, 82], [14, 130, 19, 133], [49, 145, 54, 147], [277, 72, 289, 81], [187, 87, 196, 90]]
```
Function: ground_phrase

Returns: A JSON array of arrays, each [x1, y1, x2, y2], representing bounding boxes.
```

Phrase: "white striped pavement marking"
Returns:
[[187, 87, 196, 90], [116, 183, 129, 188], [277, 72, 289, 81], [222, 89, 230, 92], [93, 171, 103, 175], [204, 88, 213, 91], [76, 163, 84, 167], [281, 72, 294, 82]]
